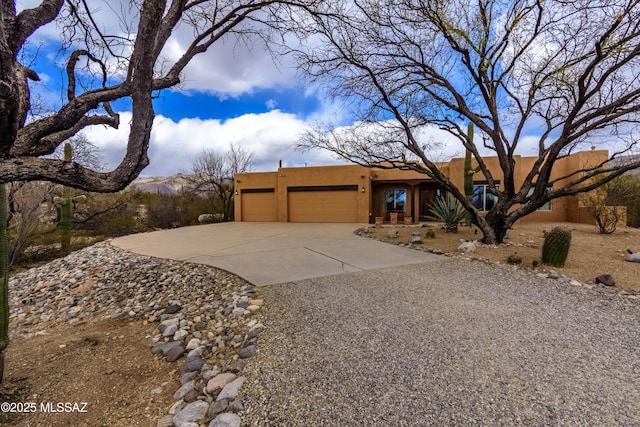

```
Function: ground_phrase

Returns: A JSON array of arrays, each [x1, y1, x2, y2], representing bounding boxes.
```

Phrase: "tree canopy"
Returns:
[[0, 0, 293, 191], [294, 0, 640, 242]]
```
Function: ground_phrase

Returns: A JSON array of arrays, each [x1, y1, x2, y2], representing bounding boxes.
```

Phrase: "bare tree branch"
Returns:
[[189, 144, 254, 221], [0, 0, 306, 191], [293, 0, 640, 243]]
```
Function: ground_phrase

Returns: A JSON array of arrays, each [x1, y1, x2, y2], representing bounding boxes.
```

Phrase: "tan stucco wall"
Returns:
[[236, 165, 371, 222], [235, 150, 612, 225], [234, 172, 277, 221], [447, 149, 609, 224]]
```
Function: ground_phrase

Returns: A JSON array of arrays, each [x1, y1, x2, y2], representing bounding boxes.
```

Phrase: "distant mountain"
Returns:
[[127, 173, 234, 194], [127, 173, 195, 194]]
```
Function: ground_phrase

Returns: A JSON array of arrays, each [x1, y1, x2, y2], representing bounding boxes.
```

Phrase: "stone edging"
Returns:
[[354, 226, 640, 301]]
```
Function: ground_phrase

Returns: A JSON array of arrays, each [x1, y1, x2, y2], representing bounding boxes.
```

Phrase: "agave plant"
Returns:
[[427, 194, 469, 233]]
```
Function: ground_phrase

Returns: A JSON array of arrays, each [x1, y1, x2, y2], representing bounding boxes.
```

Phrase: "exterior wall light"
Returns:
[[362, 187, 365, 193]]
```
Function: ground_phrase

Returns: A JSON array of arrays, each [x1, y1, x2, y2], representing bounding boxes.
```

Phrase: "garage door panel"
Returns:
[[288, 190, 358, 223], [242, 192, 276, 222]]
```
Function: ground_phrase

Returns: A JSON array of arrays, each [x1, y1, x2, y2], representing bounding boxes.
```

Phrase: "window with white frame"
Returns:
[[472, 183, 499, 211]]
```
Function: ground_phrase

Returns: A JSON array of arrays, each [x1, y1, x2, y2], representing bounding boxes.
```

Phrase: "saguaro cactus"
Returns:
[[464, 122, 480, 226], [0, 184, 9, 384], [464, 122, 475, 202], [54, 143, 86, 253], [541, 227, 572, 267]]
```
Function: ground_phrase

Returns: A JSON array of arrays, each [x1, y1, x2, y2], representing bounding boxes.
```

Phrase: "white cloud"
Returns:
[[84, 110, 343, 177], [74, 109, 567, 179], [170, 36, 296, 97], [19, 0, 299, 99]]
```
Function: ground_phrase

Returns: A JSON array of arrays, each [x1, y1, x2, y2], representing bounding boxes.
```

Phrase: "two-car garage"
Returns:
[[235, 164, 370, 223]]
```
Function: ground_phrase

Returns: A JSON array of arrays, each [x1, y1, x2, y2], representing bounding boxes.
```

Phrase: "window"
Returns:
[[473, 184, 499, 211], [384, 189, 406, 212], [527, 187, 552, 211]]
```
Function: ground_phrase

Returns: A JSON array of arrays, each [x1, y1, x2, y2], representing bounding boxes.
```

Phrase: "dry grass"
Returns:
[[367, 221, 640, 293]]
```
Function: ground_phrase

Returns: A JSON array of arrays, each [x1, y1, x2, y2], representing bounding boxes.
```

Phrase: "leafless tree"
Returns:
[[6, 181, 57, 265], [0, 0, 292, 189], [294, 0, 640, 243], [581, 175, 637, 234], [52, 133, 104, 172], [190, 144, 254, 221], [0, 0, 304, 388]]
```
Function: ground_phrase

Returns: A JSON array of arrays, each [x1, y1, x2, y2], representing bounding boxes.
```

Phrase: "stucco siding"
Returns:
[[234, 150, 614, 225]]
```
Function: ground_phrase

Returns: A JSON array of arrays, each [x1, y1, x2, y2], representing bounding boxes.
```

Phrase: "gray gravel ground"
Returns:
[[242, 258, 640, 426]]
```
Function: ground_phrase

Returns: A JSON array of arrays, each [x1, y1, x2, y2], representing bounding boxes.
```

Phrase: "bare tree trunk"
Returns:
[[470, 209, 497, 244]]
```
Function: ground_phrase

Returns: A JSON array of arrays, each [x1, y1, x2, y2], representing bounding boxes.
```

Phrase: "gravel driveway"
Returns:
[[242, 258, 640, 426]]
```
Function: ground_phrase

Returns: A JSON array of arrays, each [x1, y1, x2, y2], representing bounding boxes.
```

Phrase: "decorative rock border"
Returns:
[[152, 289, 265, 427], [355, 226, 640, 300], [8, 240, 266, 427]]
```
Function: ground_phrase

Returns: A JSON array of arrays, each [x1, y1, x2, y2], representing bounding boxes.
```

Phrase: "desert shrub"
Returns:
[[427, 194, 468, 233], [581, 175, 640, 232], [146, 194, 185, 229], [6, 182, 58, 266], [88, 204, 145, 236], [507, 254, 522, 265], [591, 204, 623, 234], [425, 229, 436, 239], [72, 192, 144, 237], [608, 174, 640, 228], [180, 192, 217, 224], [142, 192, 214, 229]]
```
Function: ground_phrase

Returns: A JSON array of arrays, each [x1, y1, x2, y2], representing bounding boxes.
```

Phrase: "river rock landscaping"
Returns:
[[3, 241, 262, 427]]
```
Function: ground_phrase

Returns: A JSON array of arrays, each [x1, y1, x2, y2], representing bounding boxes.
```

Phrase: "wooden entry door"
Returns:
[[419, 187, 438, 220]]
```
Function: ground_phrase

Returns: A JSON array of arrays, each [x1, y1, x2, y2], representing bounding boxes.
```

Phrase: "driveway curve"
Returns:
[[113, 223, 640, 425], [112, 222, 439, 285]]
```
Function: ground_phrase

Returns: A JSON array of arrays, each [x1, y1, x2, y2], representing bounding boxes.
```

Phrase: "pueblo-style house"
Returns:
[[234, 149, 614, 225]]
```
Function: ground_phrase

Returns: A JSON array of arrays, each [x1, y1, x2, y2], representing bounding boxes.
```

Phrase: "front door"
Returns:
[[419, 184, 440, 220]]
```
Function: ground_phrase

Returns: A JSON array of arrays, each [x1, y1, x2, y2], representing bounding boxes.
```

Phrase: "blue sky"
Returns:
[[18, 0, 557, 178], [152, 88, 322, 122], [17, 0, 504, 177], [17, 0, 357, 177]]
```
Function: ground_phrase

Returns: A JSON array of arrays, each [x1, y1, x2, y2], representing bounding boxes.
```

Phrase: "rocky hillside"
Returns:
[[127, 173, 196, 194]]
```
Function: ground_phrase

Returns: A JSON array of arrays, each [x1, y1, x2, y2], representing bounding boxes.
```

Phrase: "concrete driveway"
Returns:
[[112, 222, 439, 285]]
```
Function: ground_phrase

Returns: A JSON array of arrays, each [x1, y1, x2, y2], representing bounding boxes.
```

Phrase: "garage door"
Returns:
[[288, 186, 359, 223], [241, 190, 276, 222]]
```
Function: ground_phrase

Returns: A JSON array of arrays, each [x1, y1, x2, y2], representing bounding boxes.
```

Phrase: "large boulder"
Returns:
[[198, 213, 224, 224]]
